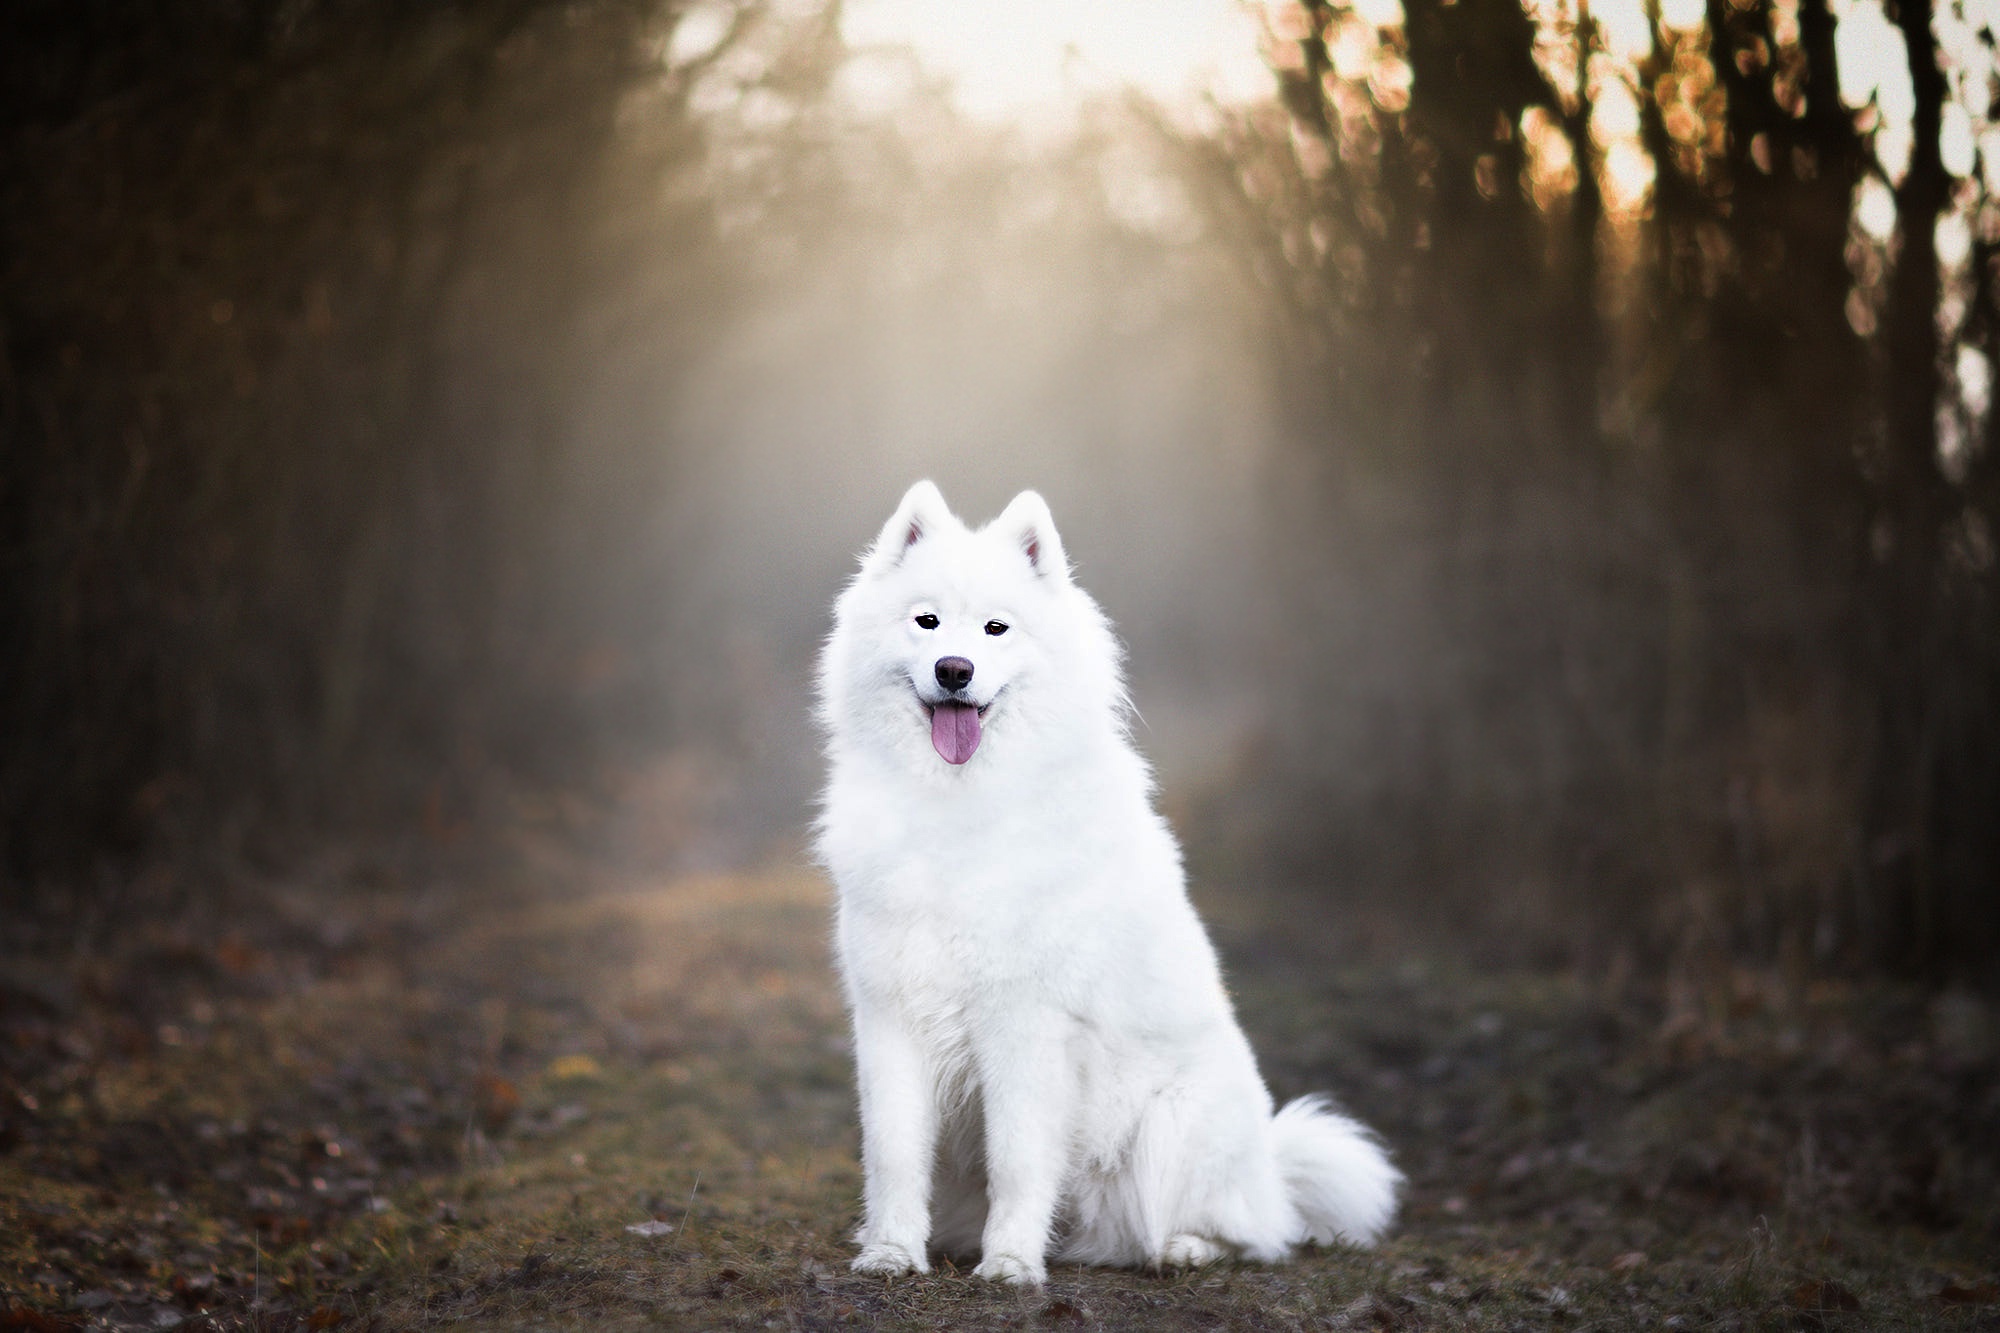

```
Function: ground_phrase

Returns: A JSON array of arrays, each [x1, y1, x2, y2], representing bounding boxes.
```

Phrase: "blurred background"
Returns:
[[2, 0, 1995, 986]]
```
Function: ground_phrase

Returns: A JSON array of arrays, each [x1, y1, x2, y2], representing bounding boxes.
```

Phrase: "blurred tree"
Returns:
[[1864, 0, 1963, 969], [0, 0, 748, 897], [1223, 0, 1997, 982]]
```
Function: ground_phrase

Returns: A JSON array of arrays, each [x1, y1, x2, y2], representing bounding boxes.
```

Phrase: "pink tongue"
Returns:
[[931, 702, 982, 765]]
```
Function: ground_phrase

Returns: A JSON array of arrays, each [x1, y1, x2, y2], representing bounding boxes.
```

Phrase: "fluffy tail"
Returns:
[[1272, 1095, 1403, 1247]]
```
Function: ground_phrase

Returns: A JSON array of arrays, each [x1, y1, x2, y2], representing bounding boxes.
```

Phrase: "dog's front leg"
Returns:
[[850, 1000, 938, 1275], [972, 1010, 1070, 1286]]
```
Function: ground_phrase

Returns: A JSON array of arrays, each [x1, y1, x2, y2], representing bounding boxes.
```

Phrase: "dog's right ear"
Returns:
[[863, 480, 954, 573]]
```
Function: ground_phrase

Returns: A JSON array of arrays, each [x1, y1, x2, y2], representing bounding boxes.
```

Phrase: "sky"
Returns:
[[837, 0, 1274, 123]]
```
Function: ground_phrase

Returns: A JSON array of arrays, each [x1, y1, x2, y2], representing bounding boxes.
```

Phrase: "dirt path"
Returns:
[[2, 863, 1995, 1330]]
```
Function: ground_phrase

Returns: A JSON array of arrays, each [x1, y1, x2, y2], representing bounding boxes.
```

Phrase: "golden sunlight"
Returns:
[[838, 0, 1274, 122]]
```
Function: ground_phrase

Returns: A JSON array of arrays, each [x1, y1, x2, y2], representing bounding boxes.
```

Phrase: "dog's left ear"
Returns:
[[991, 490, 1069, 580]]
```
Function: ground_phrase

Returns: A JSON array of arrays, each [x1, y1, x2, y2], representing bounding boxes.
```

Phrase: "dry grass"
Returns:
[[1, 858, 1995, 1331]]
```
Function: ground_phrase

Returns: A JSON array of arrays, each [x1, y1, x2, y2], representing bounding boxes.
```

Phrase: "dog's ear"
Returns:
[[863, 480, 955, 573], [990, 490, 1069, 580]]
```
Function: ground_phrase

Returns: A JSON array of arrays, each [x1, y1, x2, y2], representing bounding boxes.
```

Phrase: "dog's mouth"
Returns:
[[922, 694, 995, 766]]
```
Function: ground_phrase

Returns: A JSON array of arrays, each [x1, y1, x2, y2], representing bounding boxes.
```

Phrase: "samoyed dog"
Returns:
[[815, 481, 1400, 1286]]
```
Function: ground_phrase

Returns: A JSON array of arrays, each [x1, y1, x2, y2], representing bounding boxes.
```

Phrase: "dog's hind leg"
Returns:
[[1159, 1233, 1227, 1269]]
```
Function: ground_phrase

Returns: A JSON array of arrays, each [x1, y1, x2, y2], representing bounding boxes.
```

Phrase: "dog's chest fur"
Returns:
[[835, 794, 1116, 1013]]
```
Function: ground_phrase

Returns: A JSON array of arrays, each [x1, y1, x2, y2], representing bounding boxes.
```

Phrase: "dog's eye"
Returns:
[[914, 613, 940, 630], [985, 620, 1009, 636]]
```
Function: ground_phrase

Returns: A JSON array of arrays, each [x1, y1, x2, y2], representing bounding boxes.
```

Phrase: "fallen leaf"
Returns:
[[545, 1053, 601, 1081], [213, 935, 262, 977], [0, 1306, 84, 1333], [475, 1074, 519, 1131], [306, 1306, 344, 1329], [1609, 1251, 1648, 1274], [170, 1271, 216, 1304], [252, 1212, 315, 1244], [1939, 1281, 1999, 1305]]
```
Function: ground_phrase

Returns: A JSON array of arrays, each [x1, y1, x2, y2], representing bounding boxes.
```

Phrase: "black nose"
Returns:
[[935, 656, 974, 692]]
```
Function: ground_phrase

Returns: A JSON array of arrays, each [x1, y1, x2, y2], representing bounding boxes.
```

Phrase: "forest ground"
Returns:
[[1, 824, 1996, 1332]]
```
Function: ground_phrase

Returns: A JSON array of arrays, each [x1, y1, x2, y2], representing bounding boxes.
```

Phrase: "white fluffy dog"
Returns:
[[815, 481, 1401, 1286]]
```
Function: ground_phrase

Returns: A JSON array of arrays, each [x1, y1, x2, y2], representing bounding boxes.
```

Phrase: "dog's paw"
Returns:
[[972, 1252, 1046, 1286], [852, 1241, 928, 1276], [1159, 1233, 1226, 1269]]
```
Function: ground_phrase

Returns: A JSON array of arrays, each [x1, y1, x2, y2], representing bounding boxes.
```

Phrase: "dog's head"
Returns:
[[821, 481, 1123, 771]]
